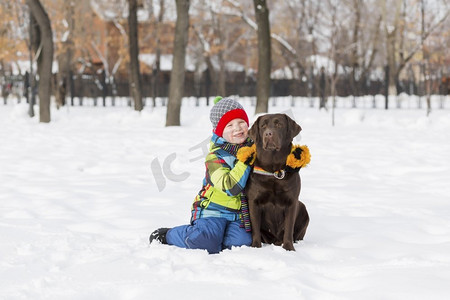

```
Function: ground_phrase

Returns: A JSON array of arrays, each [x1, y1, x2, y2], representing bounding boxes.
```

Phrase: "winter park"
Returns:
[[1, 0, 450, 299]]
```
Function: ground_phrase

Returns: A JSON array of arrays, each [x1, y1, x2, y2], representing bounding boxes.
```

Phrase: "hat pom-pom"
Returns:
[[213, 96, 223, 104]]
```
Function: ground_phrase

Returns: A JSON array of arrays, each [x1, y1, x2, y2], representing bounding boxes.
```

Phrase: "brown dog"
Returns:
[[245, 114, 310, 251]]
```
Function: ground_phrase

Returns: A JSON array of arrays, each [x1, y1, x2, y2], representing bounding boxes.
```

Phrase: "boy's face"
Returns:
[[222, 118, 249, 144]]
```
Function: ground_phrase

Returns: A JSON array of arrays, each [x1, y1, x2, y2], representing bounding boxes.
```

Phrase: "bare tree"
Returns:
[[152, 0, 165, 107], [89, 1, 129, 106], [194, 0, 252, 99], [166, 0, 190, 126], [419, 0, 448, 116], [128, 0, 143, 111], [321, 0, 353, 124], [349, 0, 362, 108], [223, 0, 308, 103], [327, 0, 339, 126], [381, 0, 448, 110], [358, 12, 382, 97], [381, 0, 401, 105], [205, 8, 227, 97], [253, 0, 271, 114], [282, 0, 321, 105], [192, 3, 225, 97], [28, 10, 37, 117], [56, 0, 74, 109], [338, 0, 381, 107], [27, 0, 53, 123]]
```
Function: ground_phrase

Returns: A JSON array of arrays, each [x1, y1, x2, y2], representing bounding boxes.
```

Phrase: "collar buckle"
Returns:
[[253, 166, 286, 180], [273, 170, 285, 180]]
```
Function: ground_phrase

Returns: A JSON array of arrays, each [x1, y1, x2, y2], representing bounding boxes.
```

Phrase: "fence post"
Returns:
[[384, 64, 389, 110]]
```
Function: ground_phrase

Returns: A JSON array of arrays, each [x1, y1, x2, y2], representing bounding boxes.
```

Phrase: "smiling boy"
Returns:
[[150, 97, 255, 254]]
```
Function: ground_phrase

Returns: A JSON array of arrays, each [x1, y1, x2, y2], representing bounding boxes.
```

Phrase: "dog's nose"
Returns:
[[265, 130, 273, 137]]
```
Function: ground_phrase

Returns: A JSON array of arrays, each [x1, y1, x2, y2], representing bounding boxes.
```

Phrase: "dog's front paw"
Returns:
[[282, 242, 296, 251], [251, 240, 262, 248]]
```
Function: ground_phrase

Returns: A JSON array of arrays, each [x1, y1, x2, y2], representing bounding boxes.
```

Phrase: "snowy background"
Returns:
[[1, 95, 450, 299]]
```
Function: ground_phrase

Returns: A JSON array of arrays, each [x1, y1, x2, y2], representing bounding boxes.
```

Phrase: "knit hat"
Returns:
[[210, 96, 249, 137]]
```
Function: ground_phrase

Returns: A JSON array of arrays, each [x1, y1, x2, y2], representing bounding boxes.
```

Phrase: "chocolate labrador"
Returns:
[[246, 114, 310, 251]]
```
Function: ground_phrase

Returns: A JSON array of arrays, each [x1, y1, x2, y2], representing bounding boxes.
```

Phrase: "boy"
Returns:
[[149, 97, 255, 254]]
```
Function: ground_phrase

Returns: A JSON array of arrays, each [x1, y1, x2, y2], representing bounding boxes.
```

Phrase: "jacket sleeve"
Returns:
[[204, 152, 251, 196]]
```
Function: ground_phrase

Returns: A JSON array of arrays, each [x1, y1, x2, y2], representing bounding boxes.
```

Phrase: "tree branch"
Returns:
[[222, 0, 297, 57]]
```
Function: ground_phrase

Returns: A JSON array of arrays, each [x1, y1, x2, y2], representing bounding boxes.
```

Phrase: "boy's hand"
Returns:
[[237, 144, 256, 166]]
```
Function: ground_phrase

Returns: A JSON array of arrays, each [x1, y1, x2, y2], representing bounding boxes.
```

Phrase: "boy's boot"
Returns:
[[149, 228, 170, 244]]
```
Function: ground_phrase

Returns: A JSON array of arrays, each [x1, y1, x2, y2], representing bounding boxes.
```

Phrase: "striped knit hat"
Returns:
[[210, 96, 249, 137]]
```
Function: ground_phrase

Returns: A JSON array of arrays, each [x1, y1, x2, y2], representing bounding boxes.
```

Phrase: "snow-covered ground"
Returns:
[[1, 96, 450, 299]]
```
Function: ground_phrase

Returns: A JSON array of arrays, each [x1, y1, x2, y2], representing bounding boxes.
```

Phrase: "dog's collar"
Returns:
[[252, 145, 311, 180], [253, 166, 286, 179]]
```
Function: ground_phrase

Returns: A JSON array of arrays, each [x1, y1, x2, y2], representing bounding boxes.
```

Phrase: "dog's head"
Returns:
[[249, 114, 302, 151]]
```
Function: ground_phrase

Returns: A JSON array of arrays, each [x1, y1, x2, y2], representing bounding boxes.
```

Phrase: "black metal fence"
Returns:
[[1, 71, 448, 105]]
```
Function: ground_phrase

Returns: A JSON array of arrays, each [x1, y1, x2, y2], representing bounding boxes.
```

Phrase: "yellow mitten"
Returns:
[[237, 144, 257, 165], [286, 145, 311, 170]]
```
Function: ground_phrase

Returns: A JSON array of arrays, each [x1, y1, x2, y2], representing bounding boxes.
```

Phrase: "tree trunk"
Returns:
[[56, 48, 70, 109], [128, 0, 143, 111], [384, 64, 389, 109], [217, 50, 226, 96], [253, 0, 271, 114], [28, 11, 38, 118], [421, 0, 431, 116], [381, 0, 401, 105], [152, 51, 160, 107], [193, 25, 217, 98], [27, 0, 53, 123], [152, 0, 165, 107], [56, 0, 74, 109], [166, 0, 190, 126], [331, 66, 338, 126], [319, 67, 327, 110], [215, 15, 226, 97], [350, 0, 361, 107], [204, 57, 217, 97]]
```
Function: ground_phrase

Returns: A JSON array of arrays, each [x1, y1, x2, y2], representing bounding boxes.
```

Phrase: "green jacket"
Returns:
[[191, 133, 251, 221]]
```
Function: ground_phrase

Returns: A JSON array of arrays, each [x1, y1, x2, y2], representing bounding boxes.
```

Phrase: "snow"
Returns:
[[10, 60, 59, 76], [1, 95, 450, 299], [272, 66, 296, 79], [61, 31, 70, 43], [139, 54, 246, 73], [139, 53, 196, 72], [90, 0, 175, 22], [271, 55, 351, 79], [308, 55, 346, 75]]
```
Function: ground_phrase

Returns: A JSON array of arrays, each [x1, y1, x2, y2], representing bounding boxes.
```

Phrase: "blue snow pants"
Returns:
[[166, 217, 252, 254]]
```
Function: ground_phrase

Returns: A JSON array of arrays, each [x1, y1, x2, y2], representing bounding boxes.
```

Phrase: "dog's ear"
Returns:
[[248, 116, 260, 143], [285, 114, 302, 140]]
